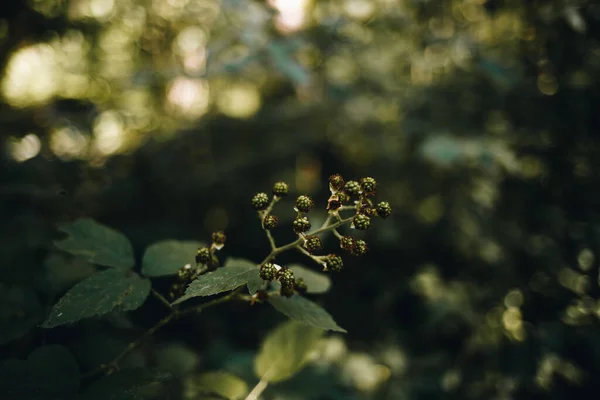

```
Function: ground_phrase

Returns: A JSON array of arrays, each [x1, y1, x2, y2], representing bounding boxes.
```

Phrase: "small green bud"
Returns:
[[295, 195, 314, 213], [212, 231, 226, 247], [305, 235, 322, 254], [292, 216, 311, 233], [376, 201, 392, 219], [252, 192, 269, 210], [352, 214, 371, 230], [195, 247, 211, 264], [343, 180, 361, 197], [262, 215, 279, 230], [273, 181, 289, 197], [325, 254, 343, 272]]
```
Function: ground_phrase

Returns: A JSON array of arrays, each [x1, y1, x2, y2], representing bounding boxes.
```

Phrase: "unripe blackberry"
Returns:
[[294, 278, 308, 294], [344, 181, 361, 197], [272, 181, 289, 197], [295, 195, 314, 213], [280, 284, 295, 298], [292, 216, 311, 233], [352, 214, 371, 230], [340, 236, 356, 252], [337, 191, 350, 204], [360, 177, 376, 195], [305, 236, 322, 254], [352, 239, 368, 256], [263, 215, 278, 230], [277, 268, 295, 287], [260, 263, 277, 280], [325, 255, 344, 272], [329, 174, 345, 192], [252, 192, 269, 210], [196, 247, 211, 264], [212, 231, 226, 247], [376, 201, 392, 219]]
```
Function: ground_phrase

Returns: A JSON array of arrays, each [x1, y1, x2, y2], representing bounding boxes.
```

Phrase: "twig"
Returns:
[[82, 289, 244, 379], [151, 289, 172, 310], [244, 377, 269, 400]]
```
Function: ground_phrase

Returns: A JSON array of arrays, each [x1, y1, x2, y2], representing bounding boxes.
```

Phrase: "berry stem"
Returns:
[[82, 288, 245, 380], [296, 245, 327, 267], [245, 377, 269, 400], [332, 228, 343, 239], [260, 215, 353, 264], [260, 197, 280, 250], [151, 289, 173, 310]]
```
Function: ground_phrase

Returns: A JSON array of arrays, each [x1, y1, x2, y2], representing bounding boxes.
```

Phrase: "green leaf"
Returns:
[[54, 218, 135, 269], [254, 320, 324, 383], [246, 269, 264, 294], [172, 263, 256, 305], [289, 264, 331, 294], [269, 295, 346, 333], [141, 240, 203, 277], [155, 342, 200, 375], [0, 345, 80, 400], [79, 369, 172, 400], [42, 269, 151, 328], [190, 371, 249, 400], [221, 257, 263, 294]]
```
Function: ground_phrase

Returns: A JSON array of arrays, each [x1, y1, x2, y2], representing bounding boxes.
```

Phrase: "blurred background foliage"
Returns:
[[2, 0, 600, 398]]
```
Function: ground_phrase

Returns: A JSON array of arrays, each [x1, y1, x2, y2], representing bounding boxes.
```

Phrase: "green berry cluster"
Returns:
[[277, 268, 296, 297], [263, 215, 278, 230], [352, 214, 371, 230], [272, 181, 289, 197], [259, 263, 277, 280], [295, 195, 315, 213], [325, 255, 344, 272], [304, 235, 322, 254], [293, 216, 311, 233], [195, 247, 211, 264], [251, 192, 269, 210]]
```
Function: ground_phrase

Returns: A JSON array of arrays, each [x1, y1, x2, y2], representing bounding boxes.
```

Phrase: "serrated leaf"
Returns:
[[172, 264, 256, 305], [289, 264, 331, 294], [269, 295, 346, 333], [222, 257, 263, 294], [0, 345, 80, 400], [79, 368, 172, 400], [54, 218, 134, 269], [246, 269, 264, 294], [42, 269, 151, 328], [190, 371, 248, 400], [141, 240, 203, 277], [254, 320, 324, 383]]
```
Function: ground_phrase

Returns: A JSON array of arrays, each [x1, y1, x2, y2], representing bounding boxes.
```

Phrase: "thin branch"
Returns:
[[151, 289, 172, 310], [82, 289, 245, 379], [244, 377, 269, 400]]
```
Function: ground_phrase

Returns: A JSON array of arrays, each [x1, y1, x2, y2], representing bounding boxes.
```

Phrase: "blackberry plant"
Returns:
[[31, 173, 391, 399]]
